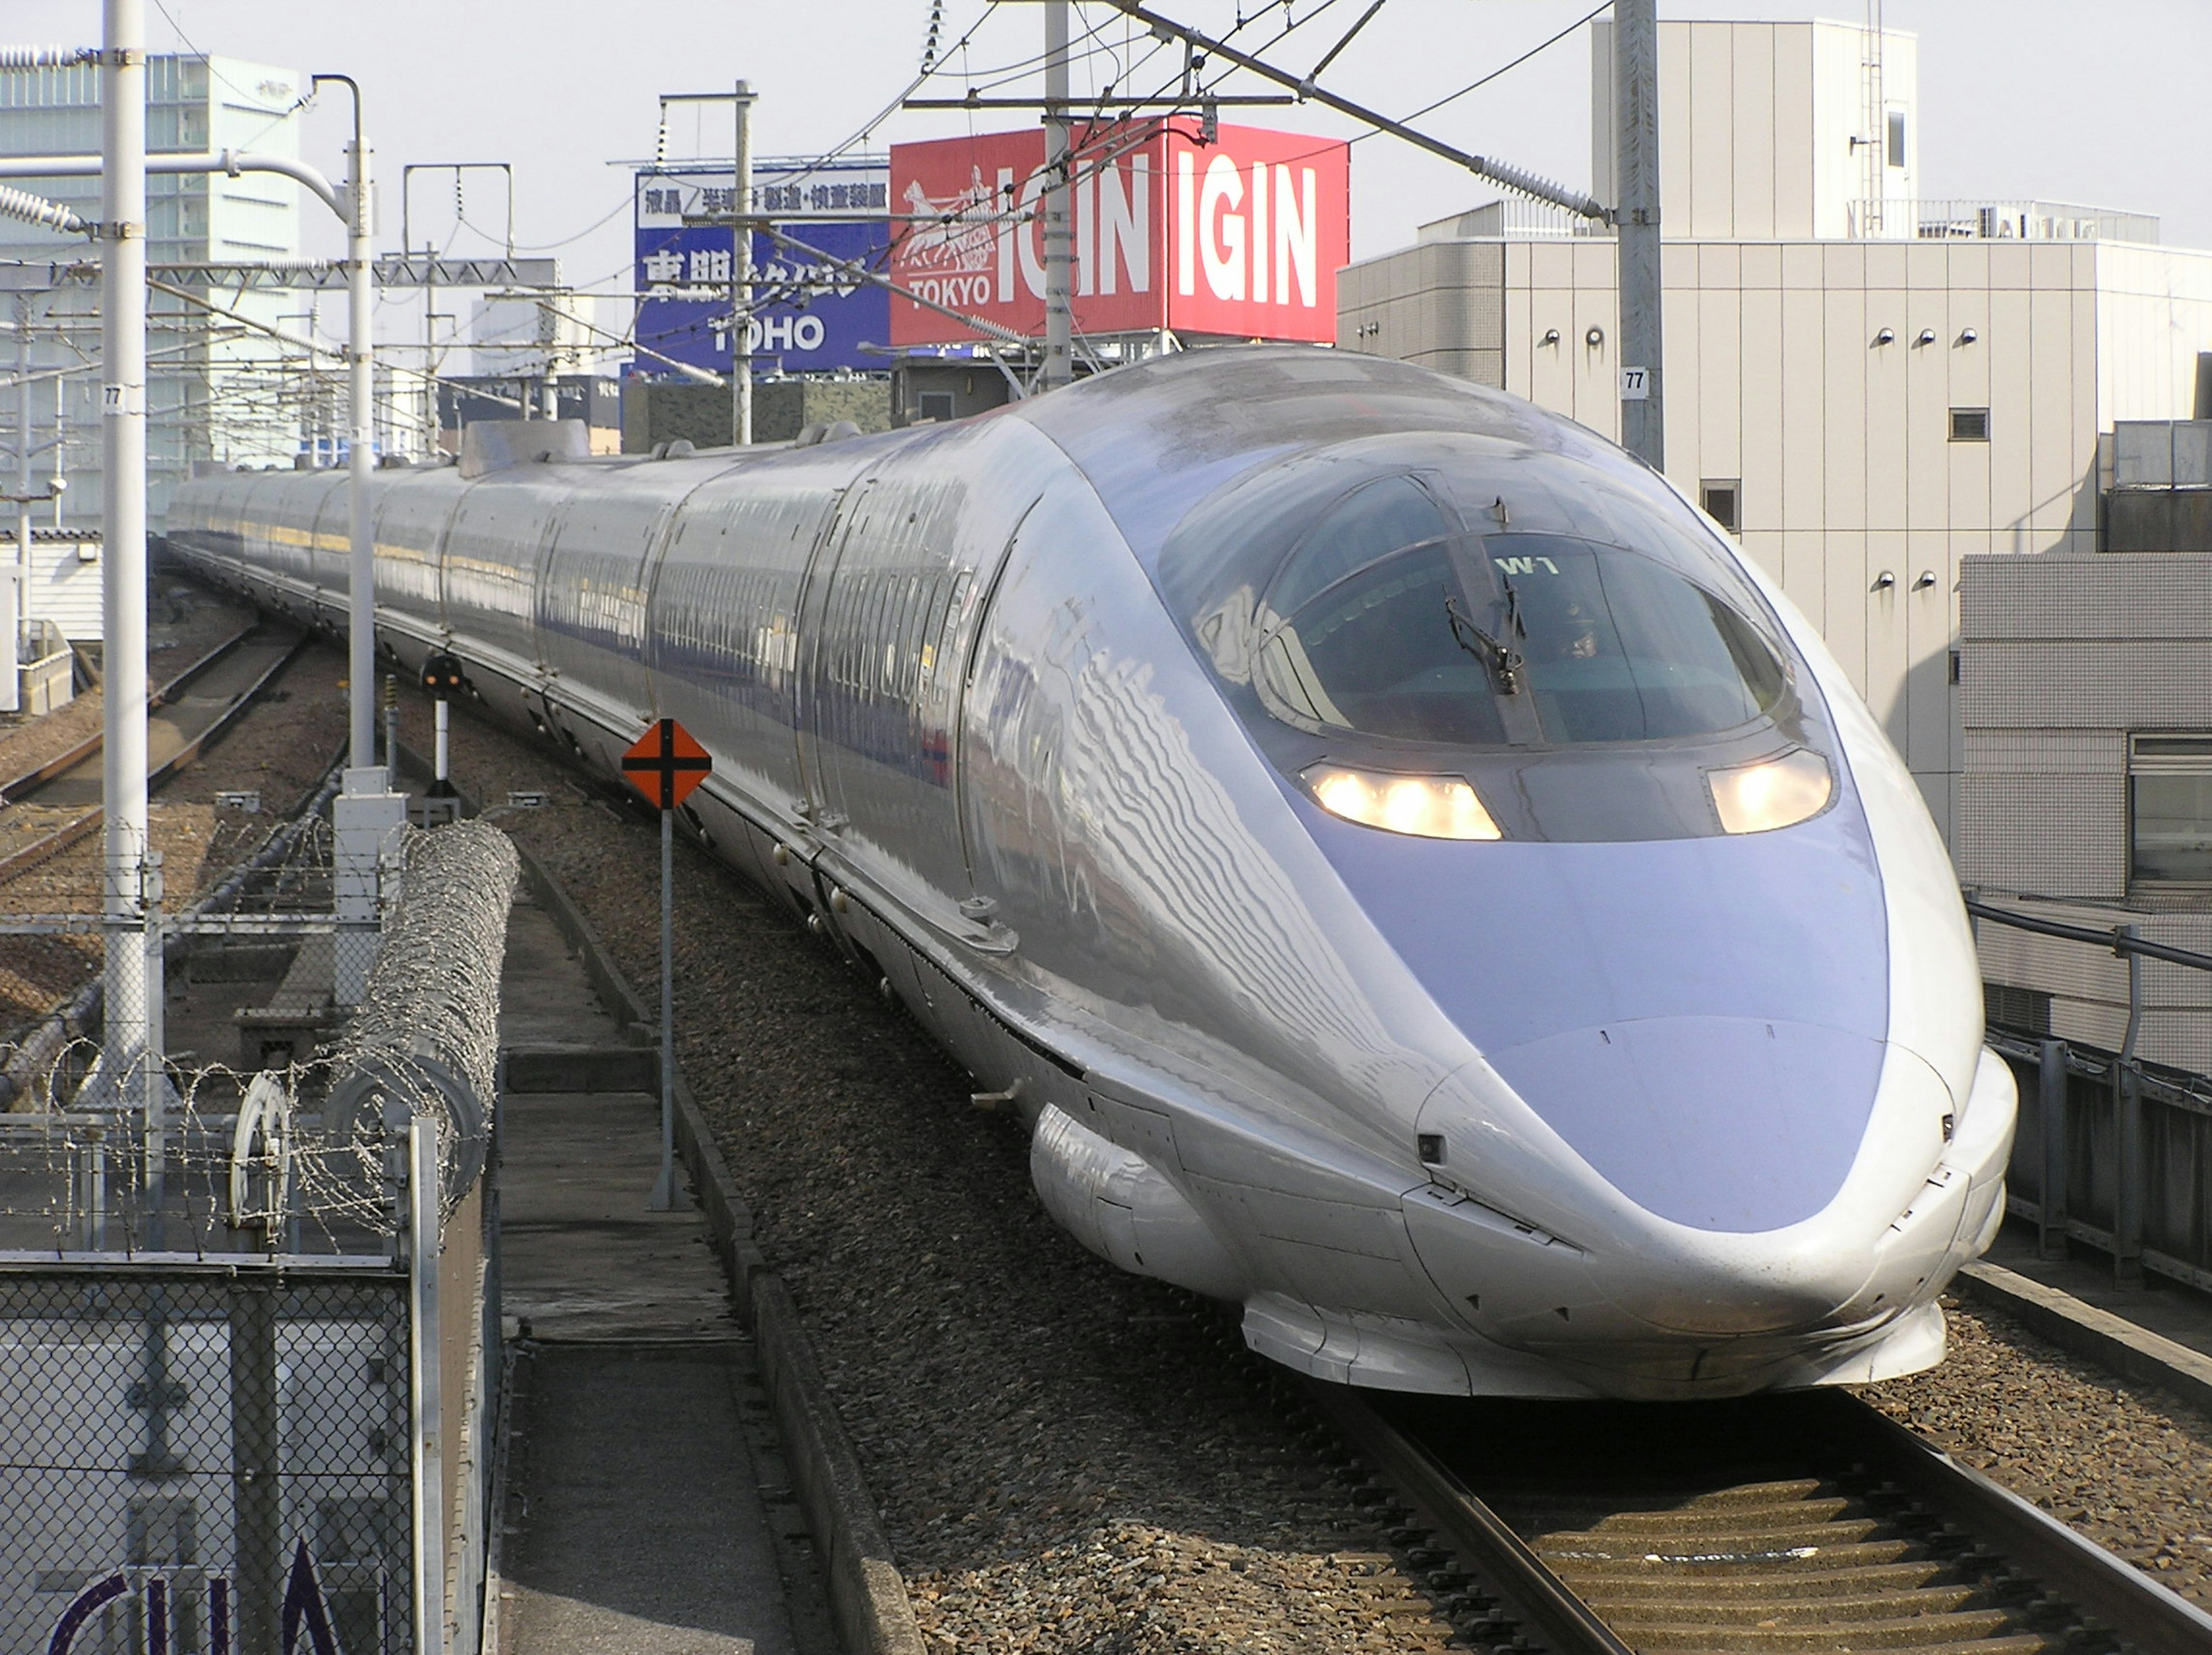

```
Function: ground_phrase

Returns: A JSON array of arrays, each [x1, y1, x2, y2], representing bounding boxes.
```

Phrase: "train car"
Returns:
[[167, 347, 2015, 1400]]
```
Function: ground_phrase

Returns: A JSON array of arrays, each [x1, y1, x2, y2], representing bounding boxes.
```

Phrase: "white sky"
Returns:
[[34, 0, 2212, 349]]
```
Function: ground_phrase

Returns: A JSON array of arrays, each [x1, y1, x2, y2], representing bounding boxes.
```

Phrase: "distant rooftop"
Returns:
[[1418, 196, 2161, 246]]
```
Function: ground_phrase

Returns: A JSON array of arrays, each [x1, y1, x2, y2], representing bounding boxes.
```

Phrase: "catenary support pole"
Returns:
[[334, 83, 376, 770], [101, 0, 152, 1127], [1615, 0, 1663, 468], [650, 805, 677, 1209], [733, 80, 754, 445], [1041, 1, 1073, 391]]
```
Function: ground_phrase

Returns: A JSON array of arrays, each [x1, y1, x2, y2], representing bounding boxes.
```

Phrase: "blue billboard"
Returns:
[[632, 160, 890, 377]]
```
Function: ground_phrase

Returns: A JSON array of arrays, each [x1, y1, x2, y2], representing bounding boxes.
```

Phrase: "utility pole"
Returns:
[[102, 0, 154, 1129], [1041, 1, 1073, 391], [1615, 0, 1663, 468], [732, 81, 754, 444]]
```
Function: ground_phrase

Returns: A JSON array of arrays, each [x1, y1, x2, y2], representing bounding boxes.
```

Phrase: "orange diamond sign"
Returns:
[[622, 718, 712, 812]]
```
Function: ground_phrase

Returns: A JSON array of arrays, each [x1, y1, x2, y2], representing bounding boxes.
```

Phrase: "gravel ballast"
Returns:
[[421, 684, 2212, 1645], [1863, 1296, 2212, 1607]]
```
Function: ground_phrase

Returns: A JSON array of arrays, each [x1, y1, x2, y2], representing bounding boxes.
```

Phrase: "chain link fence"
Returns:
[[0, 815, 519, 1654], [0, 1264, 412, 1654]]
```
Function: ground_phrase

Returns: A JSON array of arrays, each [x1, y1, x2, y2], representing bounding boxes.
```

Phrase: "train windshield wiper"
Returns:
[[1445, 590, 1523, 695]]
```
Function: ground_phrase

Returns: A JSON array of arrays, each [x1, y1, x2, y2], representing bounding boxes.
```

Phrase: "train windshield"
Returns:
[[1256, 527, 1787, 747]]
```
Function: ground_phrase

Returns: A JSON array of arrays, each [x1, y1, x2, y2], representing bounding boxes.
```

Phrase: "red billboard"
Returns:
[[889, 120, 1349, 347]]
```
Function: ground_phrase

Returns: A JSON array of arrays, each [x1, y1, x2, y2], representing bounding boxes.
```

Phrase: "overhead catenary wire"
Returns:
[[1102, 0, 1606, 219]]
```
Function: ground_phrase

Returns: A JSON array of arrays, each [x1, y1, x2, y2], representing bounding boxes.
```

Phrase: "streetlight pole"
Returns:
[[1615, 0, 1664, 468], [313, 73, 405, 1010]]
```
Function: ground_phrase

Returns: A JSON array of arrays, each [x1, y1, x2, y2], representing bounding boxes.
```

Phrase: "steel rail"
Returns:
[[0, 621, 306, 884], [1320, 1384, 2212, 1655], [1306, 1380, 1633, 1655], [1832, 1393, 2212, 1655], [0, 615, 260, 802]]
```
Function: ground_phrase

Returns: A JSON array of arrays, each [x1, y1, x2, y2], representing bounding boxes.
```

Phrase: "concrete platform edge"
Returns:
[[1955, 1260, 2212, 1418], [512, 842, 927, 1655]]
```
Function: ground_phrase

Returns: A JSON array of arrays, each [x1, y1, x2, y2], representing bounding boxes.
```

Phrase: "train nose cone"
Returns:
[[1484, 1016, 1884, 1236]]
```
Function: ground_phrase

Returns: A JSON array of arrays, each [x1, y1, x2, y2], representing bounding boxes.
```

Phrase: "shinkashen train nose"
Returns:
[[166, 344, 2014, 1400]]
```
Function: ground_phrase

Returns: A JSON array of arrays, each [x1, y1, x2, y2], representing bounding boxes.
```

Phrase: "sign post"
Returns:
[[621, 718, 712, 1210]]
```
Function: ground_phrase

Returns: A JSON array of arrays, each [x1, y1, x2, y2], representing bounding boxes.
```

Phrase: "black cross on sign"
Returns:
[[621, 718, 713, 812]]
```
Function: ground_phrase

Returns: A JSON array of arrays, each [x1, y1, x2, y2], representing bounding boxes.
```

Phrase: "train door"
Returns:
[[794, 418, 1066, 934], [792, 474, 874, 838]]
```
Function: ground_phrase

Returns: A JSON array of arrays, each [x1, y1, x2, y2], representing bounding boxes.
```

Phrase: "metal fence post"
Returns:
[[2038, 1038, 2069, 1260], [2114, 925, 2145, 1289], [229, 1277, 281, 1654], [486, 1051, 503, 1379], [142, 849, 165, 1248], [410, 1113, 448, 1655]]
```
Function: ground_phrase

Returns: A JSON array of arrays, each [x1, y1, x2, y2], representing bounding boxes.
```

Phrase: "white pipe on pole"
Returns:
[[0, 150, 344, 219], [100, 0, 151, 1132]]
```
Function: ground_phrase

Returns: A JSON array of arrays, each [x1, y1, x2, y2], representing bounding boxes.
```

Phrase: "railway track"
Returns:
[[0, 619, 305, 883], [1316, 1384, 2212, 1655]]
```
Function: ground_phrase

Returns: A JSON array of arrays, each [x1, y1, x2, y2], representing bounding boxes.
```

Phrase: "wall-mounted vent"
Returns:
[[1950, 407, 1991, 442]]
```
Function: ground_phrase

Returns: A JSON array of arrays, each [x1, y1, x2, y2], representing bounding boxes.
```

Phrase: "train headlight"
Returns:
[[1707, 749, 1831, 834], [1302, 765, 1502, 840]]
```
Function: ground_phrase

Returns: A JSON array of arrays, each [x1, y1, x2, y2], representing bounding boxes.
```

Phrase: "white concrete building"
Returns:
[[0, 54, 306, 528], [1338, 19, 2211, 843]]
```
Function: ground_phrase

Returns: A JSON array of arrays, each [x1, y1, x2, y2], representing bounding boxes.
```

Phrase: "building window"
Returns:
[[916, 392, 955, 422], [2131, 734, 2212, 884], [1886, 109, 1907, 171], [1949, 407, 1991, 442], [1699, 479, 1740, 533]]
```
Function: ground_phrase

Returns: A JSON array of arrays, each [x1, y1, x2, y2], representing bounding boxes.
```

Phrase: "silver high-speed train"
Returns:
[[168, 347, 2014, 1400]]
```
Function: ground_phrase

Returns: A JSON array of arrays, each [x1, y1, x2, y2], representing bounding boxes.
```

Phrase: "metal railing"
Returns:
[[1968, 897, 2212, 1292], [1849, 197, 2161, 244]]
